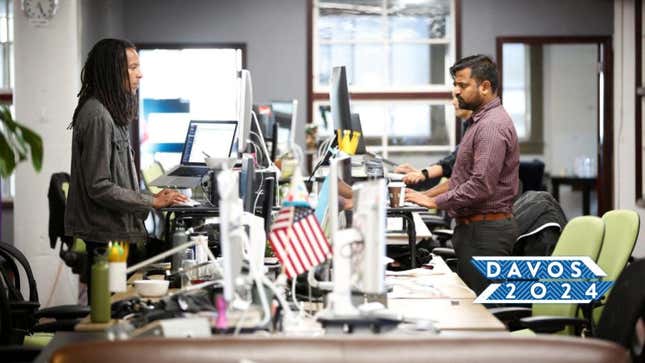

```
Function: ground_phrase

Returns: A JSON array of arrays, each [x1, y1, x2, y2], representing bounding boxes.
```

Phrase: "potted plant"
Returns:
[[0, 105, 43, 237]]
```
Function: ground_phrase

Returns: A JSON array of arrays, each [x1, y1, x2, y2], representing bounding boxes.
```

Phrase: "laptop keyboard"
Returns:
[[168, 167, 207, 177]]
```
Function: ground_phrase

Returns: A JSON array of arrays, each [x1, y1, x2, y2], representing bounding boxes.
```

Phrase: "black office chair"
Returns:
[[0, 241, 89, 345]]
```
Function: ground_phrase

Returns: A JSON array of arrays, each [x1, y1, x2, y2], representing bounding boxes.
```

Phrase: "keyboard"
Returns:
[[168, 166, 208, 177]]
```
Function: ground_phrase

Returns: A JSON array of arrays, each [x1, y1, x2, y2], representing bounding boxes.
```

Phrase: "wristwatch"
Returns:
[[421, 168, 429, 180]]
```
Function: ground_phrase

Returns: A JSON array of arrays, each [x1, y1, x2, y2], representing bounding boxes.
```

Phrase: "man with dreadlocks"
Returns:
[[65, 39, 186, 298]]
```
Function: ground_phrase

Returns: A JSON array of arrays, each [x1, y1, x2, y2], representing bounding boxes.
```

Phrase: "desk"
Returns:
[[386, 256, 506, 332], [550, 175, 596, 215]]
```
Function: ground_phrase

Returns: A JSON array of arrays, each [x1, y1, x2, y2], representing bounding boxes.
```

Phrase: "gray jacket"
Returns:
[[64, 98, 153, 243]]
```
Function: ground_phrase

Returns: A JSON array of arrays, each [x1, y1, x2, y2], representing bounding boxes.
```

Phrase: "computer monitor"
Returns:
[[237, 69, 253, 154], [181, 120, 238, 164], [252, 104, 274, 139], [272, 99, 298, 156], [239, 154, 256, 213], [352, 179, 387, 294], [330, 66, 353, 132]]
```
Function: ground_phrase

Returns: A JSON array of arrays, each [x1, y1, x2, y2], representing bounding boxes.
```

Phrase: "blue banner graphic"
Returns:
[[471, 257, 613, 304], [471, 257, 605, 280], [474, 281, 613, 304]]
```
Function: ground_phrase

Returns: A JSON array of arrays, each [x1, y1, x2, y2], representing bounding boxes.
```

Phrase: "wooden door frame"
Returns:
[[496, 36, 613, 215]]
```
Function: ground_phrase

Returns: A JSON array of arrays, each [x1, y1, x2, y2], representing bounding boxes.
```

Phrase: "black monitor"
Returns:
[[350, 113, 366, 155], [330, 66, 353, 131], [240, 155, 256, 213], [272, 100, 297, 157]]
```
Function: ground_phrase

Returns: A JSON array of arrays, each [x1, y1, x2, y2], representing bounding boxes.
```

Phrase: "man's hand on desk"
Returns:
[[394, 163, 418, 174], [152, 189, 188, 208], [403, 171, 426, 185], [405, 189, 437, 209]]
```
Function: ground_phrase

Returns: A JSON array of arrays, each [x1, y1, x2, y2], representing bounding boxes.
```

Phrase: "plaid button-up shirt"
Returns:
[[435, 97, 519, 218]]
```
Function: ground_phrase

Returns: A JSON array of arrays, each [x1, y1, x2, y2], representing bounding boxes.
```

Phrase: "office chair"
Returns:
[[498, 210, 639, 336], [140, 161, 165, 195], [519, 159, 546, 192], [0, 241, 89, 346], [49, 335, 627, 363], [490, 216, 605, 333]]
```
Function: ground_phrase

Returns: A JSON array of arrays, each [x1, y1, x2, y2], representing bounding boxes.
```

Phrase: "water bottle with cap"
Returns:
[[90, 251, 110, 323], [172, 220, 187, 273]]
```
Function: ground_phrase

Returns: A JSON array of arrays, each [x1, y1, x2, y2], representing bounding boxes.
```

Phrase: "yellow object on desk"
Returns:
[[335, 128, 361, 155], [108, 241, 128, 292], [108, 241, 129, 263]]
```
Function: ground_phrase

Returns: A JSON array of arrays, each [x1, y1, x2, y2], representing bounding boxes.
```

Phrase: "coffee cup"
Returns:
[[388, 182, 405, 207]]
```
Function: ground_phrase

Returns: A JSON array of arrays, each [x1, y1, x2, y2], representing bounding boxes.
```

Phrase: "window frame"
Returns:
[[306, 0, 462, 156]]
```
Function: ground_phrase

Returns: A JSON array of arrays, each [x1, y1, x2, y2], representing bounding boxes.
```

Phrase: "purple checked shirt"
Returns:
[[435, 97, 519, 218]]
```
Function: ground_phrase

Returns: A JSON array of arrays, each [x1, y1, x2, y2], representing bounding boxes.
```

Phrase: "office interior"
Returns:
[[2, 0, 645, 361]]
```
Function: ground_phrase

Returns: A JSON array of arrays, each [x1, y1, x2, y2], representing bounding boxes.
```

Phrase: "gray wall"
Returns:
[[80, 0, 125, 59], [462, 0, 614, 58], [121, 0, 308, 148]]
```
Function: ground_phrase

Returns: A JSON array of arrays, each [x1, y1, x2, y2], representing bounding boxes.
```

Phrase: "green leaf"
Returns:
[[18, 125, 43, 172], [0, 106, 44, 175], [0, 131, 16, 178]]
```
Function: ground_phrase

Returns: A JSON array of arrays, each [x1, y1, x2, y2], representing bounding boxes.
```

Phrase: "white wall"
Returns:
[[13, 0, 82, 305], [614, 0, 645, 257]]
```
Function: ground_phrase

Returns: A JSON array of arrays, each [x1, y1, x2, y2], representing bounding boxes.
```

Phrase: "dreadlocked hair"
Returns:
[[71, 38, 138, 128]]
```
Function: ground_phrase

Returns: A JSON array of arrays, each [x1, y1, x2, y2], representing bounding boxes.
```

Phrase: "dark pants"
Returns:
[[452, 218, 518, 296]]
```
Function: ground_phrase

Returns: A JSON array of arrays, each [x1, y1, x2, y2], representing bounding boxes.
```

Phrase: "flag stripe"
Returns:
[[301, 216, 327, 261], [268, 231, 297, 277], [278, 229, 305, 274], [293, 222, 320, 265], [307, 214, 332, 256]]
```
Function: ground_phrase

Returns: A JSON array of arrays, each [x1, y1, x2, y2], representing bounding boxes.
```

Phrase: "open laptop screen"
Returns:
[[181, 120, 238, 165]]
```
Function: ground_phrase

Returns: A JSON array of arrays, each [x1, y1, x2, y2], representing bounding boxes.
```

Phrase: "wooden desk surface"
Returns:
[[386, 256, 506, 332]]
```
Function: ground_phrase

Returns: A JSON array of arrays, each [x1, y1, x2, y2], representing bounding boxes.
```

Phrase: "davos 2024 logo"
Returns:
[[472, 257, 613, 304]]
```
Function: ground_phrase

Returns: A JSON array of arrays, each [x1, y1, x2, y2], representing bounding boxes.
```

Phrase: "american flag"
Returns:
[[269, 206, 332, 278]]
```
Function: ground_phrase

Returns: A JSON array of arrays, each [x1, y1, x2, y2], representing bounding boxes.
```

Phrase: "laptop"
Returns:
[[150, 120, 238, 188]]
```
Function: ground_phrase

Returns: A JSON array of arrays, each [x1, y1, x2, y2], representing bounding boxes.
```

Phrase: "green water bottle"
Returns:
[[90, 251, 110, 323]]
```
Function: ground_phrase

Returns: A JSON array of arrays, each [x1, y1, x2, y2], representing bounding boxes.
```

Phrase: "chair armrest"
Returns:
[[488, 307, 532, 330], [519, 316, 589, 334], [32, 319, 81, 333], [432, 247, 455, 259], [433, 228, 453, 236], [33, 305, 90, 320]]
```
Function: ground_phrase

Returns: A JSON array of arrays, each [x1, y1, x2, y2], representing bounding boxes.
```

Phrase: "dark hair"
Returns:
[[71, 38, 138, 128], [450, 55, 499, 93]]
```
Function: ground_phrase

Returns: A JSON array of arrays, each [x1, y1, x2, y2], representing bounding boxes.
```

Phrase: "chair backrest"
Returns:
[[50, 335, 627, 363], [592, 210, 640, 323], [596, 258, 645, 362], [532, 216, 604, 323], [141, 161, 165, 195]]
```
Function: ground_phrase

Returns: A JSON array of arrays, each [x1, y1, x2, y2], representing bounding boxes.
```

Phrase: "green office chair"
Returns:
[[525, 210, 640, 336], [590, 210, 640, 324], [140, 161, 165, 195], [491, 215, 605, 334]]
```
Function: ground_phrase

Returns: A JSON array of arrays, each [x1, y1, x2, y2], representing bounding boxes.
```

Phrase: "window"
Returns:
[[136, 45, 244, 172], [310, 0, 458, 157], [0, 0, 13, 202]]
